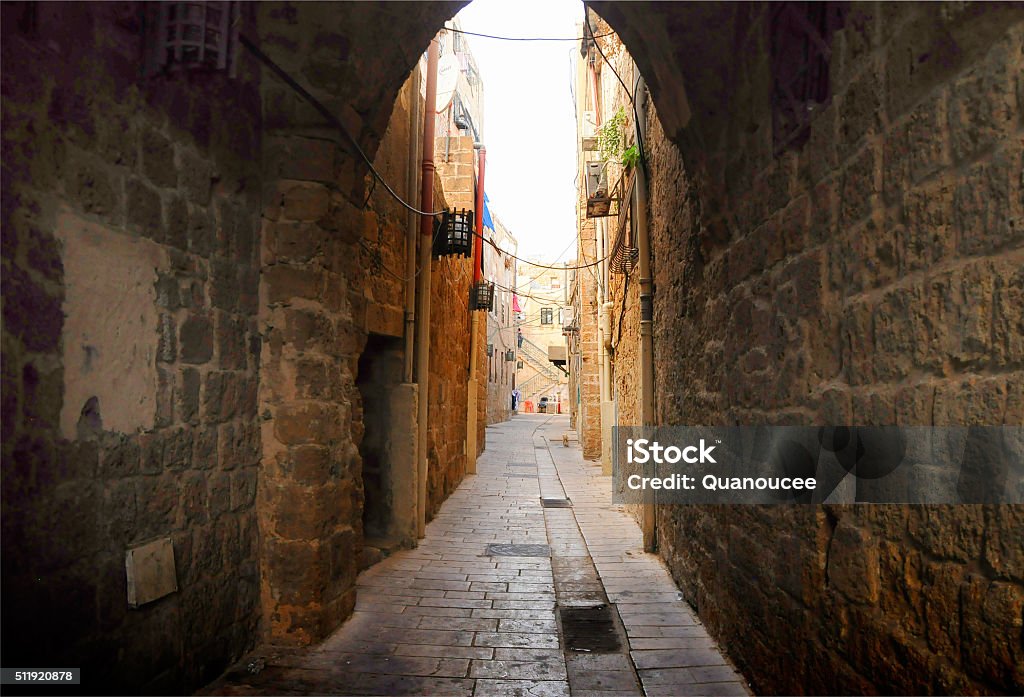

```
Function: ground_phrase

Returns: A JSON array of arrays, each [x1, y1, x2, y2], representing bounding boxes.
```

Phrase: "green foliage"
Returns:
[[621, 144, 640, 169], [597, 107, 627, 163], [597, 107, 640, 169]]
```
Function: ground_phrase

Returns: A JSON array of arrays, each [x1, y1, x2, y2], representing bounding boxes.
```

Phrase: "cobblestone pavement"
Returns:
[[206, 415, 751, 696]]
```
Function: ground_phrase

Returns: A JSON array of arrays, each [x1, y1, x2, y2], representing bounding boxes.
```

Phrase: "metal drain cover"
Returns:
[[485, 544, 550, 557], [508, 462, 535, 467], [540, 498, 572, 508], [559, 604, 621, 653], [508, 474, 538, 478]]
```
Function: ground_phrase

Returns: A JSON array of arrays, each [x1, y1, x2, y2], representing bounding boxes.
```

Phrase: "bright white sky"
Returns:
[[454, 0, 583, 261]]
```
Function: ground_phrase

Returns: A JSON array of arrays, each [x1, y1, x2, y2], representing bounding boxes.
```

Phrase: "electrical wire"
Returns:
[[516, 235, 579, 287], [582, 5, 648, 178], [446, 26, 617, 42], [240, 30, 622, 274], [478, 229, 612, 271], [239, 34, 448, 218]]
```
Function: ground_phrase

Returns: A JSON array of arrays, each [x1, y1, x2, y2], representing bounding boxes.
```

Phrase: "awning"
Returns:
[[512, 294, 522, 313]]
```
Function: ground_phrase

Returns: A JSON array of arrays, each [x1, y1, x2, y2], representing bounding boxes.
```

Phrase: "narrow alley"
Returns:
[[2, 1, 1022, 696], [206, 415, 749, 697]]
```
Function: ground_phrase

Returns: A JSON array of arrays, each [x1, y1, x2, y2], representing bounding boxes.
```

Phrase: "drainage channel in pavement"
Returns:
[[538, 418, 754, 697], [534, 426, 645, 696]]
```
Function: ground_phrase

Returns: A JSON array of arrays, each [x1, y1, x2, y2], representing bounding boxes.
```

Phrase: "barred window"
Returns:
[[769, 2, 846, 153]]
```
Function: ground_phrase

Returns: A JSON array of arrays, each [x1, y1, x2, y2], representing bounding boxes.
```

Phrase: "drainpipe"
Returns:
[[404, 66, 422, 383], [590, 50, 613, 474], [466, 145, 486, 475], [635, 77, 656, 552], [415, 37, 440, 539]]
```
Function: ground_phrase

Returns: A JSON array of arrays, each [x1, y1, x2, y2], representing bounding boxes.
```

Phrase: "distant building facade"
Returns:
[[515, 259, 571, 412], [483, 207, 518, 424]]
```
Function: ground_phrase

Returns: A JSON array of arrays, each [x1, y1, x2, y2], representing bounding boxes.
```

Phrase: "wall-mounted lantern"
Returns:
[[433, 208, 474, 259], [505, 349, 515, 361], [146, 2, 240, 77], [486, 343, 494, 357], [470, 280, 495, 312]]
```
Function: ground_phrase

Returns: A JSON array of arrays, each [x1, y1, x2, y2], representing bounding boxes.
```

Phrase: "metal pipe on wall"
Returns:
[[404, 65, 422, 384], [473, 148, 486, 284], [415, 37, 440, 539], [635, 76, 656, 552], [590, 47, 614, 474], [466, 146, 486, 475]]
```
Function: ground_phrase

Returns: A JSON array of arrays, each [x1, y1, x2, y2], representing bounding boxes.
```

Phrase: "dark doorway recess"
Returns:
[[356, 334, 405, 552]]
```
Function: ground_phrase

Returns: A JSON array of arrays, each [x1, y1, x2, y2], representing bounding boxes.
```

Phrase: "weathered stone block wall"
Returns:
[[575, 216, 602, 458], [254, 0, 479, 642], [476, 315, 488, 455], [256, 4, 467, 644], [427, 134, 475, 509], [1, 2, 263, 692], [426, 252, 472, 514], [643, 3, 1024, 694], [486, 312, 512, 426]]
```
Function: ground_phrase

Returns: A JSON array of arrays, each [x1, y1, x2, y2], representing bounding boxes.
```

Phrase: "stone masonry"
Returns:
[[1, 2, 263, 691], [4, 1, 1023, 694], [593, 3, 1024, 694], [1, 1, 476, 692], [572, 203, 602, 460]]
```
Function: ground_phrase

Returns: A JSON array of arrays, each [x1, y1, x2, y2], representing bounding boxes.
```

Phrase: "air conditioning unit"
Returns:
[[581, 110, 598, 151], [548, 345, 568, 366], [585, 162, 611, 217]]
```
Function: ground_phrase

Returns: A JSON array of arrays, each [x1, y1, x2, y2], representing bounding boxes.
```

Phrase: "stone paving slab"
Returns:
[[203, 415, 752, 696]]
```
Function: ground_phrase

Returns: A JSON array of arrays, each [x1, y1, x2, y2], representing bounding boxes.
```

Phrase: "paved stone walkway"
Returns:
[[205, 414, 751, 696]]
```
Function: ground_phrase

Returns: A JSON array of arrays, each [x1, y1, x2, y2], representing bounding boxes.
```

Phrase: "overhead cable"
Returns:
[[240, 32, 619, 273], [445, 26, 616, 42]]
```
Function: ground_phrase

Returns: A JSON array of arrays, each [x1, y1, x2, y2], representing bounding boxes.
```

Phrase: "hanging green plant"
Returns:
[[597, 107, 627, 163], [621, 144, 640, 169]]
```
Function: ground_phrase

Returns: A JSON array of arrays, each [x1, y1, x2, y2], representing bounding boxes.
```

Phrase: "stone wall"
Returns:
[[1, 2, 478, 690], [572, 216, 602, 459], [1, 2, 263, 692], [642, 3, 1024, 694], [428, 133, 477, 508], [257, 5, 473, 644]]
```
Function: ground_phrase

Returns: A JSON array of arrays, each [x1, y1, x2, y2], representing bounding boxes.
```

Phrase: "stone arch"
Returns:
[[250, 0, 713, 648]]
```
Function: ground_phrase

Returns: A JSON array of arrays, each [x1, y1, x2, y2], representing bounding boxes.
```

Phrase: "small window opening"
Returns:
[[769, 1, 846, 153]]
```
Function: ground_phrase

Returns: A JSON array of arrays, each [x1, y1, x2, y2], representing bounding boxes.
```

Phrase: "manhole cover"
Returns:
[[485, 544, 550, 557], [540, 498, 572, 508], [559, 605, 621, 653]]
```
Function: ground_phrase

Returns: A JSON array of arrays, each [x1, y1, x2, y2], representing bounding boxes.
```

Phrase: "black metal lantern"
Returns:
[[505, 349, 515, 361], [470, 280, 495, 312], [486, 343, 494, 357], [432, 208, 474, 259]]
